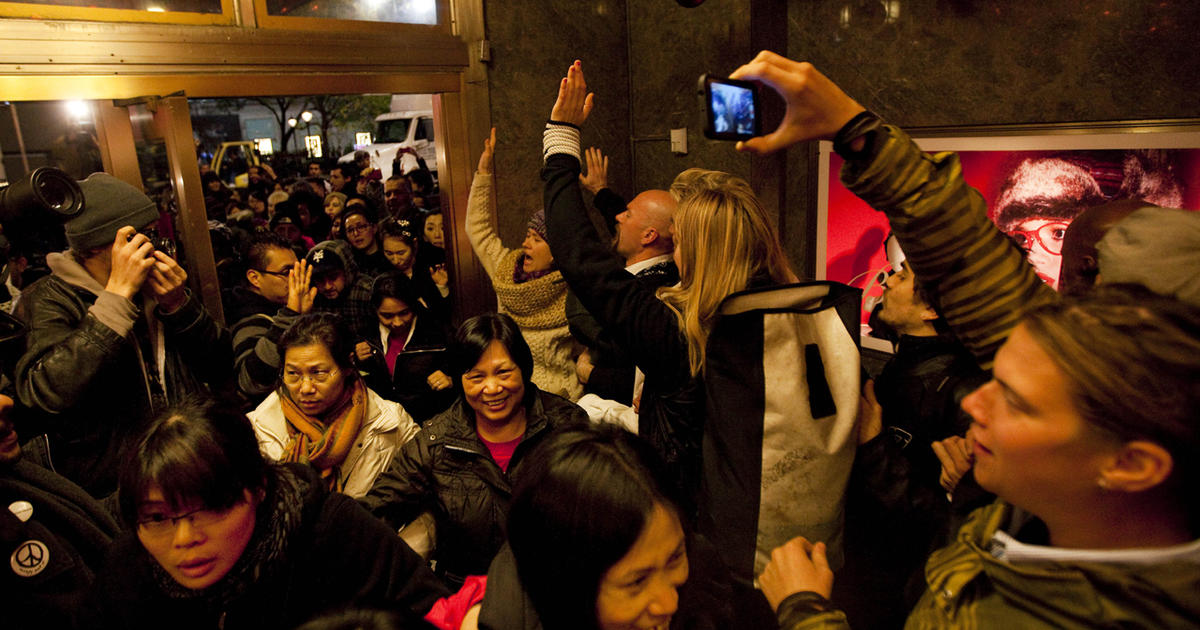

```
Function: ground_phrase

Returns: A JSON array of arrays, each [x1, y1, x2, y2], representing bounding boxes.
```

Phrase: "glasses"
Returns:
[[1007, 222, 1069, 255], [137, 505, 233, 537], [345, 224, 372, 235], [254, 266, 294, 278], [282, 367, 340, 386]]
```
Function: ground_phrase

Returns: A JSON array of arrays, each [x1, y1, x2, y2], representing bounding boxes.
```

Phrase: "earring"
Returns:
[[1097, 477, 1110, 490]]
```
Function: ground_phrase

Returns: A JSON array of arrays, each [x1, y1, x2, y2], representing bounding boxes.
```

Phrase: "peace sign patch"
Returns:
[[11, 539, 49, 578]]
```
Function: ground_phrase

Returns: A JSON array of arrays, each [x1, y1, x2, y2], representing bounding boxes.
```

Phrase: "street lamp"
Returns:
[[300, 111, 315, 158], [287, 117, 298, 153]]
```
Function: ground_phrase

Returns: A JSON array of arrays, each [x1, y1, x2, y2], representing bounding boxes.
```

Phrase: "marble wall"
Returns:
[[483, 0, 631, 246], [787, 1, 1200, 127], [482, 0, 1200, 275], [782, 0, 1200, 276], [625, 0, 755, 194]]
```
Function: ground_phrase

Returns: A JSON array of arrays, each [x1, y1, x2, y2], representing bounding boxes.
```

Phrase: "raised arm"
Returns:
[[464, 127, 513, 280], [730, 51, 1055, 368], [542, 61, 690, 382]]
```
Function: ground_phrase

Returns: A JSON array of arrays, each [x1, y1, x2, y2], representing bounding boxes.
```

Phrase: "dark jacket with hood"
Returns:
[[2, 456, 122, 630], [13, 252, 231, 498], [86, 464, 449, 630], [361, 387, 587, 582], [308, 240, 375, 334]]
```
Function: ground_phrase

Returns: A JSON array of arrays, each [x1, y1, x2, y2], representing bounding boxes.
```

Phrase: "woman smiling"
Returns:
[[427, 425, 736, 630], [362, 313, 587, 587], [463, 129, 583, 401]]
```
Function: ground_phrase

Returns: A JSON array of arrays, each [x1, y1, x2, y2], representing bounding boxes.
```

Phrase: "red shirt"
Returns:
[[479, 434, 522, 472]]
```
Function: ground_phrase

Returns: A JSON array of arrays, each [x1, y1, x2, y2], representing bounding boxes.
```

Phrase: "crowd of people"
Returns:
[[2, 50, 1198, 630]]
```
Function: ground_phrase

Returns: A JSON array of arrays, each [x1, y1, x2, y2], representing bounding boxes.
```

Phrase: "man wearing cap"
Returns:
[[306, 239, 375, 334], [12, 172, 230, 499]]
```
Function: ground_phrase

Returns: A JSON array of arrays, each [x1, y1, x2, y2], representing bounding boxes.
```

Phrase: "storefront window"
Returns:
[[264, 0, 437, 25]]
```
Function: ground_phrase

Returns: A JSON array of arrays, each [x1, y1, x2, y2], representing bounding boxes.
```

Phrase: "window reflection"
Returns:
[[265, 0, 437, 25], [0, 0, 222, 13]]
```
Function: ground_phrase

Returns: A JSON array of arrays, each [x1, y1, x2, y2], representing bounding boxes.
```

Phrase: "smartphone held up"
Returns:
[[699, 74, 761, 141]]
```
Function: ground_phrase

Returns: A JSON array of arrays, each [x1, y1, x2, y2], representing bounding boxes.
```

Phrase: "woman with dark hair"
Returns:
[[249, 312, 419, 498], [425, 424, 734, 630], [465, 130, 582, 401], [379, 217, 450, 323], [341, 205, 391, 277], [362, 312, 588, 587], [762, 286, 1200, 629], [356, 272, 455, 423], [87, 397, 449, 629]]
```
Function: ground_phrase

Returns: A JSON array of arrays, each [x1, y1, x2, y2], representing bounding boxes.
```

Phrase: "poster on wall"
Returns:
[[815, 124, 1200, 351]]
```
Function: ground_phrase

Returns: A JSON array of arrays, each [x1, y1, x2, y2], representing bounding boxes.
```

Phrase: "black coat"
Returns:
[[14, 264, 231, 498], [543, 154, 703, 512], [86, 464, 448, 630], [357, 315, 455, 424], [361, 388, 587, 581], [837, 334, 992, 629], [1, 457, 121, 630]]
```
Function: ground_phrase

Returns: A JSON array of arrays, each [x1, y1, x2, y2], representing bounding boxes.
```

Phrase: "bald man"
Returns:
[[567, 150, 679, 405], [611, 189, 677, 266]]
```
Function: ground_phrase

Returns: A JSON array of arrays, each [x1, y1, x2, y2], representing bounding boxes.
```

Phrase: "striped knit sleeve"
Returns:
[[841, 125, 1057, 370], [232, 308, 296, 400]]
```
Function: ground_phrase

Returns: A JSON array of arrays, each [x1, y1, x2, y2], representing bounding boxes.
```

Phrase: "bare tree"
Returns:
[[252, 96, 307, 154]]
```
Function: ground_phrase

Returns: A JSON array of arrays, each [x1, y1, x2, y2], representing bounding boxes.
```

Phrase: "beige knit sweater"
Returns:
[[465, 172, 583, 401]]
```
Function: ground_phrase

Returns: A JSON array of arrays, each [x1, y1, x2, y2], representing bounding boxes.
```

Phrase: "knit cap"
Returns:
[[990, 157, 1104, 232], [527, 209, 548, 239], [1097, 207, 1200, 308], [67, 173, 159, 250], [306, 240, 355, 279]]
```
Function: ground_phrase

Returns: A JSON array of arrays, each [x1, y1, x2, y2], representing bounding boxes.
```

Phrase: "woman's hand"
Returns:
[[477, 127, 495, 175], [857, 379, 883, 445], [431, 264, 449, 288], [549, 60, 594, 127], [578, 147, 609, 194], [932, 434, 975, 494], [728, 51, 865, 155], [143, 250, 189, 313], [354, 341, 375, 362], [427, 370, 454, 391], [758, 536, 834, 612], [287, 259, 316, 314]]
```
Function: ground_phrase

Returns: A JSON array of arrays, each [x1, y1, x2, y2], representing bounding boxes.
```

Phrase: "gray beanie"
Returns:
[[1097, 206, 1200, 309], [66, 173, 159, 251]]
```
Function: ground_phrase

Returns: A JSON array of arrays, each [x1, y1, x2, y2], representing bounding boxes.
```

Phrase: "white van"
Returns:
[[338, 110, 436, 180]]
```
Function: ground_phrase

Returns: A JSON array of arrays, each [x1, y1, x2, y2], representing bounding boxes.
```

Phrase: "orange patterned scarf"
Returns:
[[279, 377, 368, 492]]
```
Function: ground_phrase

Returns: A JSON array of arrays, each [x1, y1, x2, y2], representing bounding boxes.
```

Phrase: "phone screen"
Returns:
[[701, 76, 759, 140]]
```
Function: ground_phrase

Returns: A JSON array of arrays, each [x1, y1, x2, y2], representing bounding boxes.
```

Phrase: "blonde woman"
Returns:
[[541, 66, 848, 627], [463, 128, 582, 401]]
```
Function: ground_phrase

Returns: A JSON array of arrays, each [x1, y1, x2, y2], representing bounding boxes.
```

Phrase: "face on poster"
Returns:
[[819, 134, 1200, 330]]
